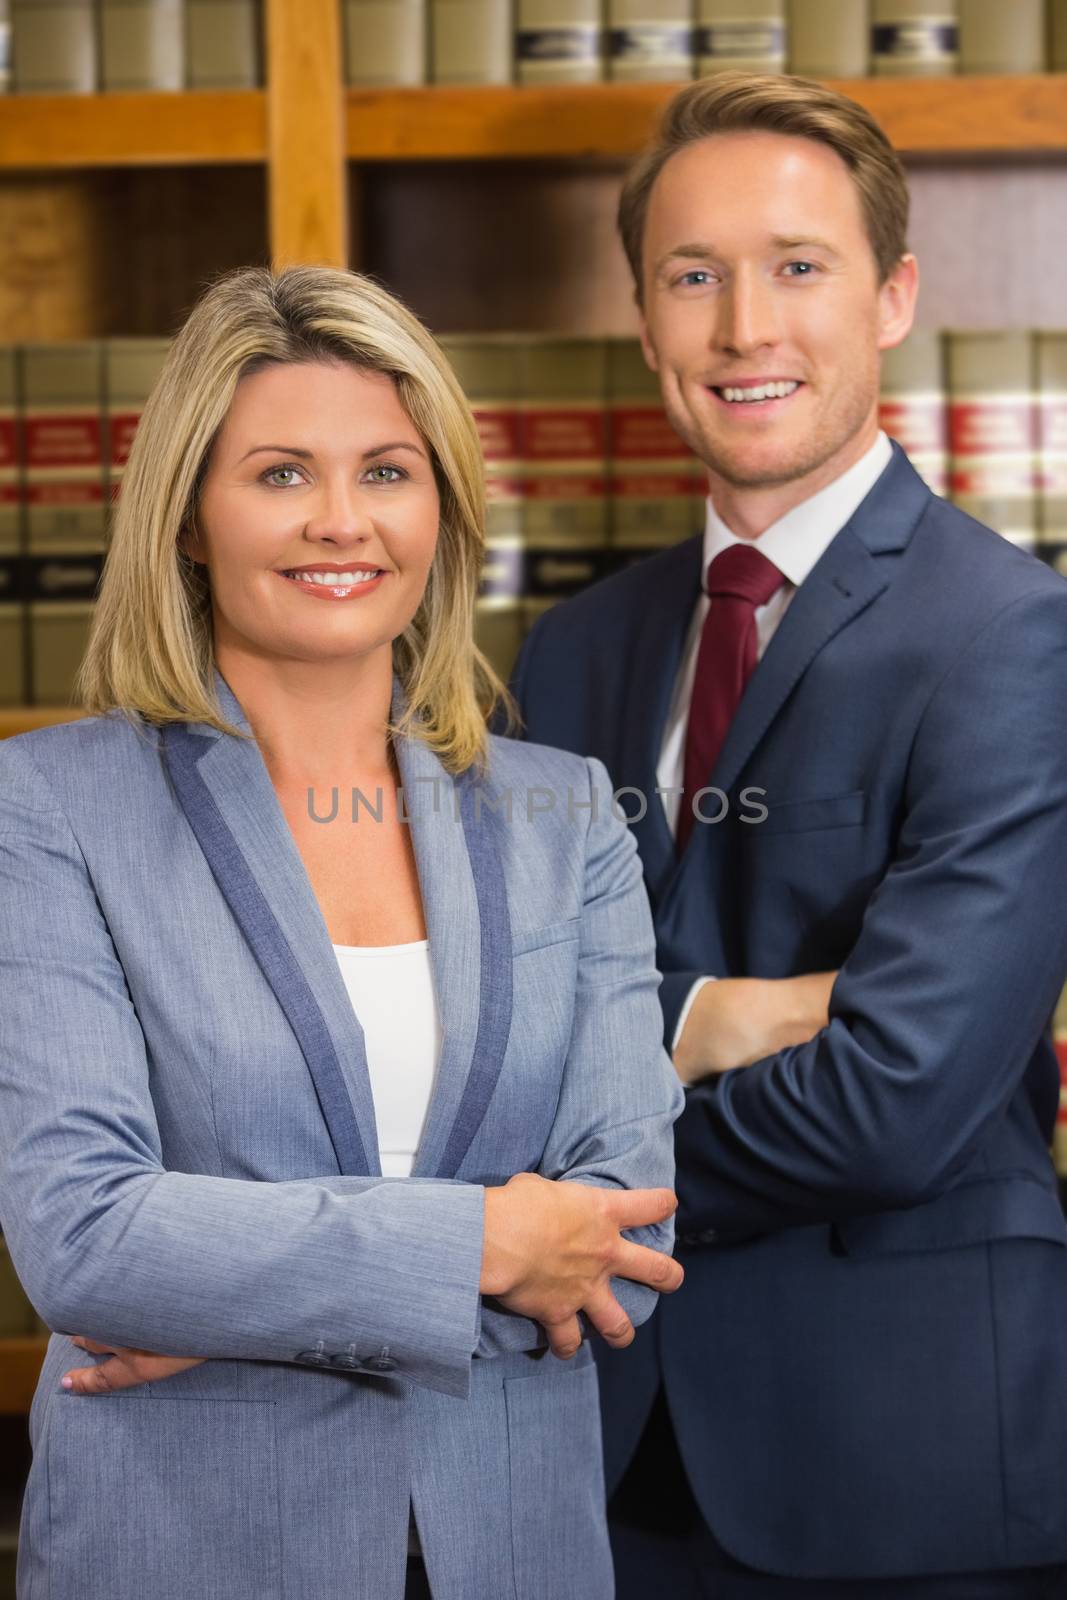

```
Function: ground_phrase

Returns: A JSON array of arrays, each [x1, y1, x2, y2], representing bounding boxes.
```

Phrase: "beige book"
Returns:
[[431, 0, 512, 83], [12, 0, 96, 92], [788, 0, 868, 77], [344, 0, 426, 85], [104, 339, 171, 527], [21, 344, 106, 556], [516, 0, 603, 84], [608, 0, 693, 82], [871, 0, 957, 76], [608, 337, 704, 548], [947, 329, 1035, 550], [474, 595, 525, 682], [695, 0, 787, 74], [0, 0, 11, 94], [1036, 331, 1067, 557], [519, 336, 609, 554], [101, 0, 184, 90], [879, 331, 947, 496], [1052, 0, 1067, 71], [29, 555, 103, 705], [958, 0, 1044, 74], [0, 1235, 37, 1336], [439, 334, 524, 544], [187, 0, 260, 88]]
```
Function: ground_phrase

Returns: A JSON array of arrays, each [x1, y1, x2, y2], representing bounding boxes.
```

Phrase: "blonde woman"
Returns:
[[0, 266, 684, 1600]]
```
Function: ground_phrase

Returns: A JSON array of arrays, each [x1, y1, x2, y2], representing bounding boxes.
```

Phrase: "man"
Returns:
[[509, 71, 1067, 1598]]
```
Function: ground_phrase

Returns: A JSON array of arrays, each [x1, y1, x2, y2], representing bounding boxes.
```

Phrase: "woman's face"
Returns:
[[187, 359, 441, 671]]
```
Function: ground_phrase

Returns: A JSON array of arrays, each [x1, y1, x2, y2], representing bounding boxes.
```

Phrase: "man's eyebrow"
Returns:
[[770, 234, 844, 259], [237, 440, 426, 464], [654, 235, 844, 274]]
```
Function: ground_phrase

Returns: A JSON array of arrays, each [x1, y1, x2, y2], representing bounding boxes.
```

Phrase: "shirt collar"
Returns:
[[701, 430, 894, 590]]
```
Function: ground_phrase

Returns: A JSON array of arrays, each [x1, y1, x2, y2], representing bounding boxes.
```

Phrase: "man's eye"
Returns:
[[784, 261, 818, 277], [678, 270, 712, 287]]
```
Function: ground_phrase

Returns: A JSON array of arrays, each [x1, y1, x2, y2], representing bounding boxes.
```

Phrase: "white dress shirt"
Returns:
[[658, 430, 894, 1053]]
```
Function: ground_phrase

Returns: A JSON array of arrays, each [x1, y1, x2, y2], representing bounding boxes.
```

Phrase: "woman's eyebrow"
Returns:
[[237, 440, 426, 464]]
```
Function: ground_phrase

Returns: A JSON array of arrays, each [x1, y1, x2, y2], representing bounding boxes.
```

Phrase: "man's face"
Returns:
[[638, 130, 915, 492]]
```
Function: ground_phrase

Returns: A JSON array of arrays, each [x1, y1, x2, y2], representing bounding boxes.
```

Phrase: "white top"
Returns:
[[331, 940, 442, 1178], [656, 430, 894, 1050]]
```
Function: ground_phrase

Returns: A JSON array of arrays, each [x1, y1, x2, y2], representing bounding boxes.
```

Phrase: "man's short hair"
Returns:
[[619, 71, 911, 301]]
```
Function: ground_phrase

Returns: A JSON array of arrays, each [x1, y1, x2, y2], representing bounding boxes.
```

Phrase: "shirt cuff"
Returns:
[[671, 975, 716, 1056]]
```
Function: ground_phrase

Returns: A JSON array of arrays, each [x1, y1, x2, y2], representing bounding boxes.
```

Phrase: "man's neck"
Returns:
[[706, 421, 881, 542]]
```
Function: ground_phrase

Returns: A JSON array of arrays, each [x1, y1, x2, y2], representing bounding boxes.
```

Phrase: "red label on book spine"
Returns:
[[523, 407, 606, 461], [109, 410, 143, 466], [472, 407, 522, 461], [609, 407, 691, 459], [25, 414, 103, 468], [0, 416, 16, 469], [523, 474, 607, 500], [879, 398, 946, 454], [949, 399, 1035, 455]]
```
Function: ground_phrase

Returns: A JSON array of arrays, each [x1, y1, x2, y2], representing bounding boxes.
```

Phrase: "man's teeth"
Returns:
[[719, 381, 800, 403], [284, 569, 381, 586]]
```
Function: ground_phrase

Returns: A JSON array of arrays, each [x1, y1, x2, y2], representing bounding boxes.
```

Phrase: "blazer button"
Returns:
[[698, 1228, 718, 1244], [295, 1349, 332, 1367], [329, 1353, 364, 1370], [368, 1356, 396, 1373]]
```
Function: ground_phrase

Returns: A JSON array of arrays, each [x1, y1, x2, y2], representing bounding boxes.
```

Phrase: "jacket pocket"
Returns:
[[45, 1394, 282, 1600], [504, 1352, 613, 1599], [750, 789, 866, 837], [511, 916, 581, 956], [833, 1177, 1067, 1258]]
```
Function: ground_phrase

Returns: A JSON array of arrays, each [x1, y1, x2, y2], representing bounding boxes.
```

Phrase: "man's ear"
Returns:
[[877, 252, 919, 354]]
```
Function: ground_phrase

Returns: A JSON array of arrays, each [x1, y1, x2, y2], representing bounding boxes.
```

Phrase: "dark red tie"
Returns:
[[677, 544, 785, 856]]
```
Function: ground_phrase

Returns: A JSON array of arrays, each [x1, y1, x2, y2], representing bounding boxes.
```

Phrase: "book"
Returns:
[[1036, 331, 1067, 573], [516, 0, 603, 84], [104, 338, 171, 528], [11, 0, 96, 92], [187, 0, 261, 88], [957, 0, 1044, 74], [879, 330, 948, 497], [608, 0, 693, 82], [439, 334, 526, 682], [787, 0, 868, 78], [871, 0, 957, 76], [343, 0, 426, 86], [1052, 0, 1067, 72], [947, 329, 1036, 552], [695, 0, 787, 75], [607, 336, 704, 554], [0, 347, 23, 708], [430, 0, 512, 83], [100, 0, 185, 90]]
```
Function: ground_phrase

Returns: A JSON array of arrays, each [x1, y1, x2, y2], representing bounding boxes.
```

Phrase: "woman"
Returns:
[[0, 266, 684, 1600]]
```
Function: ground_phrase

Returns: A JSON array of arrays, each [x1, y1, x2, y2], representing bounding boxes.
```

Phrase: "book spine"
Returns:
[[516, 0, 603, 84], [958, 0, 1044, 74], [1036, 331, 1067, 573], [1052, 0, 1067, 72], [101, 0, 185, 90], [871, 0, 957, 76], [344, 0, 426, 86], [0, 0, 11, 94], [430, 0, 512, 84], [104, 339, 171, 540], [608, 337, 704, 555], [12, 0, 96, 92], [787, 0, 869, 77], [947, 329, 1036, 552], [695, 0, 787, 74], [608, 0, 693, 82], [187, 0, 260, 88], [878, 330, 948, 497]]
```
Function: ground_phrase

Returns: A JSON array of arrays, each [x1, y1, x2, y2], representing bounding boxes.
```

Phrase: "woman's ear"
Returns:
[[179, 518, 204, 564]]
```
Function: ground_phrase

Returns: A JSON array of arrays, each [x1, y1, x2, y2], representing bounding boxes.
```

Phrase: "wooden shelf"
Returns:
[[0, 89, 267, 170], [0, 1341, 47, 1417], [345, 75, 1067, 161], [0, 708, 87, 740]]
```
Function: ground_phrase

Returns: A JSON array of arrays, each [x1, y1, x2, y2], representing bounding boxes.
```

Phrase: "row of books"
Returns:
[[0, 328, 1064, 705], [1, 0, 1064, 94], [344, 0, 1067, 89], [0, 0, 261, 93]]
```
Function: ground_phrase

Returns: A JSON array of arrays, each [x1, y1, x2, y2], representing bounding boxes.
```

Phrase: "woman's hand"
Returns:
[[480, 1174, 683, 1360], [62, 1336, 206, 1395]]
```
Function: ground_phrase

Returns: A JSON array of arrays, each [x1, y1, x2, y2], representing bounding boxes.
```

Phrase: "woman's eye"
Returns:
[[262, 464, 304, 487], [366, 464, 406, 483]]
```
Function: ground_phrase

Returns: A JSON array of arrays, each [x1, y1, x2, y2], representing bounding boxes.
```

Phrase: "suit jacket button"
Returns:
[[295, 1349, 332, 1367], [329, 1353, 363, 1370], [699, 1228, 718, 1243], [368, 1355, 396, 1373]]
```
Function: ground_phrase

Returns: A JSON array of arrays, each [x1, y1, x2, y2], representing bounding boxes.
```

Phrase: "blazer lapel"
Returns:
[[161, 667, 513, 1182]]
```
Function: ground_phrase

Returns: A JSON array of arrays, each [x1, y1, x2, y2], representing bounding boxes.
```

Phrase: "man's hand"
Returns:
[[480, 1173, 683, 1360], [673, 972, 839, 1086], [62, 1336, 206, 1395]]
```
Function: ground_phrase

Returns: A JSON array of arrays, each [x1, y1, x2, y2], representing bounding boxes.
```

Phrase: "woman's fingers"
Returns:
[[540, 1313, 584, 1361], [63, 1358, 126, 1395], [603, 1186, 678, 1232], [62, 1340, 207, 1395], [609, 1236, 684, 1294], [581, 1286, 634, 1348]]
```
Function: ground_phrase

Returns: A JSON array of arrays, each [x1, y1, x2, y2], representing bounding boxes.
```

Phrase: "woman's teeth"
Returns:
[[282, 569, 381, 585], [717, 381, 800, 403]]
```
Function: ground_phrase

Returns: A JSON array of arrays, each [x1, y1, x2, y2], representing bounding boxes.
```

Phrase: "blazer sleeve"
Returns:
[[674, 583, 1067, 1237], [0, 739, 485, 1399], [475, 754, 684, 1357]]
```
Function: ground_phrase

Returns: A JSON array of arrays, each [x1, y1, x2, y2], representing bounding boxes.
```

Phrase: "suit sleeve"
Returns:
[[0, 741, 487, 1398], [675, 584, 1067, 1236]]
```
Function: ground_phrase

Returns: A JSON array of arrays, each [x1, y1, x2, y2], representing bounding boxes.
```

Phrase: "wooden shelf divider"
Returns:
[[0, 90, 267, 170]]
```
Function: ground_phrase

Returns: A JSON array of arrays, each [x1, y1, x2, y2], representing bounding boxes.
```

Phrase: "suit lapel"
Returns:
[[161, 668, 513, 1181]]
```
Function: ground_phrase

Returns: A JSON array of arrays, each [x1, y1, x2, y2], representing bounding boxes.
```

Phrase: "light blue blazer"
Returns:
[[0, 667, 683, 1600]]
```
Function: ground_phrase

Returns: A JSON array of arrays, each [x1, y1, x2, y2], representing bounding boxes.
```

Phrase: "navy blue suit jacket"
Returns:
[[509, 441, 1067, 1580]]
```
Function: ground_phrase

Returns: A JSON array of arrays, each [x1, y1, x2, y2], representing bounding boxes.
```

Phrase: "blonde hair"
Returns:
[[618, 71, 910, 302], [75, 264, 518, 774]]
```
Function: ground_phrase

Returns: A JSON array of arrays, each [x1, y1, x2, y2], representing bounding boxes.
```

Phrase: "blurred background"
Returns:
[[1, 1, 1066, 1592]]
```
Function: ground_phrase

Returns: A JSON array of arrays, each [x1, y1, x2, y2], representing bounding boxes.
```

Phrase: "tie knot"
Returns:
[[705, 544, 785, 608]]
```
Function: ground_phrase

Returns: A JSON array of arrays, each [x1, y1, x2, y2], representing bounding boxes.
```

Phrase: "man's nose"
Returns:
[[714, 269, 779, 357]]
